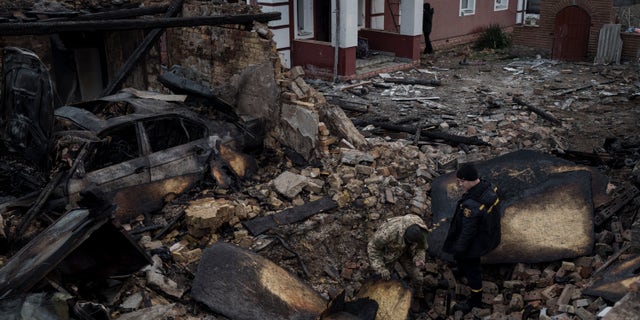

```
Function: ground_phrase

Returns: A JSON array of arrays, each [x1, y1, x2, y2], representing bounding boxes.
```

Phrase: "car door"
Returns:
[[67, 122, 150, 201], [142, 116, 213, 191]]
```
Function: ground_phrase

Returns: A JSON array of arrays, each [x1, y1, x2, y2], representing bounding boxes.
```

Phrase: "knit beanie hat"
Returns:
[[404, 224, 427, 245], [456, 163, 479, 181]]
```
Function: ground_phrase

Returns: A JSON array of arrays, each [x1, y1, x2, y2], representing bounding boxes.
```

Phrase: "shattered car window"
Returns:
[[86, 123, 139, 171], [143, 117, 206, 152]]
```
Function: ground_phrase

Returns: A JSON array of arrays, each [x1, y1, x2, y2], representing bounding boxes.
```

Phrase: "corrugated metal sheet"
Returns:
[[613, 0, 640, 7], [594, 24, 623, 65]]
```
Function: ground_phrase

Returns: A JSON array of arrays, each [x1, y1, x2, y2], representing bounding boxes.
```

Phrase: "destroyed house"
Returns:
[[0, 0, 281, 106]]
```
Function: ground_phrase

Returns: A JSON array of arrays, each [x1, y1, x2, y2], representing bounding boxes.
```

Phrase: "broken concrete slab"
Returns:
[[273, 170, 308, 199], [191, 242, 327, 320], [429, 150, 609, 264], [276, 102, 319, 160], [234, 61, 280, 123]]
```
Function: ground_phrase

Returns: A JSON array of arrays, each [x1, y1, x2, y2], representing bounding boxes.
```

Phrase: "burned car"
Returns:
[[52, 91, 262, 221]]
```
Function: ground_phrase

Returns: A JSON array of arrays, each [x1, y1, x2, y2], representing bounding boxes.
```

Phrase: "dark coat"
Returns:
[[423, 4, 434, 34], [443, 180, 501, 259]]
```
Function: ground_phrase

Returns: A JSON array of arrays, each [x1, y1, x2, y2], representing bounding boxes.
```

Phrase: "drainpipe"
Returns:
[[333, 0, 340, 83]]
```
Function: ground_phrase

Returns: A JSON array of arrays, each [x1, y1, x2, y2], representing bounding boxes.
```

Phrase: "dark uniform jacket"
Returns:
[[443, 180, 501, 259]]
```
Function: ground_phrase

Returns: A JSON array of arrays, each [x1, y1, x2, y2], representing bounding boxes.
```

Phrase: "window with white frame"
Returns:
[[358, 0, 366, 28], [516, 0, 540, 26], [460, 0, 476, 16], [295, 0, 314, 39], [495, 0, 508, 11]]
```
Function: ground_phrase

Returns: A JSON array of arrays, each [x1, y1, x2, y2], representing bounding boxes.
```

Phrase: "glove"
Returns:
[[379, 269, 391, 280]]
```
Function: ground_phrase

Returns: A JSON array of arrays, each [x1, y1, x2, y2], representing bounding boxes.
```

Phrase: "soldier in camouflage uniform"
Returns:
[[367, 214, 429, 295]]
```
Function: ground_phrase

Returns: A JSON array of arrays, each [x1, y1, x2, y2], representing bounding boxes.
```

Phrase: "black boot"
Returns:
[[469, 291, 482, 308], [453, 301, 472, 314], [452, 291, 483, 315]]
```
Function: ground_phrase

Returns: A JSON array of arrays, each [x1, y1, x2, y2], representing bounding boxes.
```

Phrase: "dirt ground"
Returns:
[[355, 44, 639, 155]]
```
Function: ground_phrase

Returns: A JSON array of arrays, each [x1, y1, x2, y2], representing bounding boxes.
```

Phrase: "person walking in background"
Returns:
[[443, 163, 501, 314], [423, 3, 434, 54]]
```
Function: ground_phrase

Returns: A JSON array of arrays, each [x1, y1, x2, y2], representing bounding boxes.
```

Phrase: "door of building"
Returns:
[[552, 6, 590, 61]]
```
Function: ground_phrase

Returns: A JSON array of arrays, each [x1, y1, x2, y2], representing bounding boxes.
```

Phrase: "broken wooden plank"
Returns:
[[384, 78, 442, 86], [391, 97, 440, 101], [594, 184, 640, 226], [242, 196, 337, 236], [513, 96, 561, 125], [554, 80, 615, 96], [12, 170, 64, 243], [339, 81, 372, 91]]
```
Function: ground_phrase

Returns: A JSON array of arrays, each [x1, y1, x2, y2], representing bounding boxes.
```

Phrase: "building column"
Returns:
[[400, 0, 422, 36], [334, 0, 358, 48]]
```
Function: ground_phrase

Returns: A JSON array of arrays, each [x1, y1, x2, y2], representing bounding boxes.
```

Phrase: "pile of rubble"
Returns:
[[1, 45, 640, 320]]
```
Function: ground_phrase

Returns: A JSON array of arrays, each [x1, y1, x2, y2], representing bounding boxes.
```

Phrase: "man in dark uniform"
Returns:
[[443, 163, 501, 313], [422, 3, 434, 54]]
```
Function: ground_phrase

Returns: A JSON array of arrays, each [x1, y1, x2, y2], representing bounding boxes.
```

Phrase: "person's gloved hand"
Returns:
[[379, 269, 391, 280]]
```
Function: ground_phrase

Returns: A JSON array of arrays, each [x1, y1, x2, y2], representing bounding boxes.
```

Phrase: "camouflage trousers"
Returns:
[[390, 250, 425, 298]]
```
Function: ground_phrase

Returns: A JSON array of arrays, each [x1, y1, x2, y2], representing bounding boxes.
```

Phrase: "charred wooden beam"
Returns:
[[242, 196, 338, 236], [0, 12, 282, 35], [11, 171, 64, 244], [325, 96, 369, 113], [513, 96, 561, 125], [551, 149, 612, 166], [354, 119, 490, 146], [554, 80, 615, 96], [100, 0, 184, 97], [75, 5, 170, 20]]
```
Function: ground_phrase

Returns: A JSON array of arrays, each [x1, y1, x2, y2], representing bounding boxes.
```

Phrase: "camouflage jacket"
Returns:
[[367, 214, 429, 274]]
